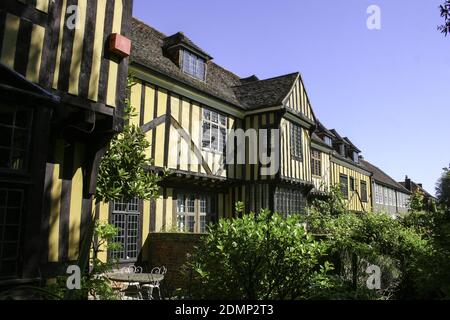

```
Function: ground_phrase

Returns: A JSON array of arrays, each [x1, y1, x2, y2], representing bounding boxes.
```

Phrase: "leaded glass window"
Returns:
[[202, 109, 227, 153], [110, 198, 141, 262], [0, 188, 24, 279], [0, 107, 33, 173], [182, 50, 206, 81]]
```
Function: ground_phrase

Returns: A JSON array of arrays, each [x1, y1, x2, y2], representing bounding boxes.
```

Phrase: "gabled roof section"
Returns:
[[343, 137, 361, 152], [131, 18, 243, 107], [360, 159, 411, 194], [330, 129, 345, 142], [399, 179, 435, 199], [316, 120, 335, 138], [131, 19, 310, 112], [232, 72, 299, 110], [240, 75, 259, 84], [163, 32, 213, 60]]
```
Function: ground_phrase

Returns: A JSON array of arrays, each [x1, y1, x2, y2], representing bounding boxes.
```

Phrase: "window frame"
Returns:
[[176, 192, 214, 234], [182, 49, 206, 81], [290, 122, 303, 160], [311, 149, 322, 177], [323, 135, 333, 147], [0, 187, 25, 279], [339, 174, 349, 199], [360, 181, 368, 203], [274, 187, 305, 216], [0, 105, 34, 175], [201, 108, 227, 154], [109, 198, 142, 263]]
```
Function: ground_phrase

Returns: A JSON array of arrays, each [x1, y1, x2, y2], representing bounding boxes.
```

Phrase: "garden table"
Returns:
[[106, 272, 165, 300], [106, 272, 164, 284]]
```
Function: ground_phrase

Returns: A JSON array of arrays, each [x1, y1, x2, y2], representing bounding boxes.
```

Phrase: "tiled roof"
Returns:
[[131, 18, 243, 107], [162, 32, 213, 60], [130, 18, 299, 111], [399, 180, 434, 199], [360, 159, 411, 194], [232, 73, 299, 110]]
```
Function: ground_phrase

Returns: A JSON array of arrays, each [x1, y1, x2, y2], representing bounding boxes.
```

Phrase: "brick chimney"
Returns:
[[405, 175, 411, 191]]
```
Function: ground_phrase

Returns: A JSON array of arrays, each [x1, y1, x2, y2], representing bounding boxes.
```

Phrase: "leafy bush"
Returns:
[[96, 76, 162, 202], [306, 187, 448, 300], [184, 210, 334, 300]]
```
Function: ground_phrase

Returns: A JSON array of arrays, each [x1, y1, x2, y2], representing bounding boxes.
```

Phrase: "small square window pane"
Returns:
[[200, 216, 206, 233], [4, 226, 19, 241], [3, 243, 19, 259], [0, 127, 12, 147], [6, 208, 21, 225], [1, 261, 17, 276], [202, 122, 211, 148], [220, 128, 227, 153], [13, 129, 29, 150], [211, 112, 218, 123], [211, 125, 219, 150], [0, 110, 14, 126], [203, 110, 210, 120], [7, 191, 22, 207], [219, 115, 226, 126], [15, 110, 31, 128], [188, 216, 195, 232], [11, 151, 26, 170], [0, 150, 10, 169]]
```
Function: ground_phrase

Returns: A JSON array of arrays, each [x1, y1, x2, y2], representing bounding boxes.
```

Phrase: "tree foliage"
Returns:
[[438, 1, 450, 36], [96, 76, 162, 203], [183, 184, 450, 300], [184, 210, 334, 300], [307, 188, 450, 299], [436, 165, 450, 209]]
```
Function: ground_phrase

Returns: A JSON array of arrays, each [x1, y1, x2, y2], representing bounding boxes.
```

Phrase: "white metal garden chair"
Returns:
[[119, 266, 144, 300], [141, 266, 167, 300]]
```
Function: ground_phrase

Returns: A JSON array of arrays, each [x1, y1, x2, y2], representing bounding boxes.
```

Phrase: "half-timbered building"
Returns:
[[93, 18, 378, 266], [1, 4, 408, 281], [0, 0, 133, 283], [360, 159, 411, 217]]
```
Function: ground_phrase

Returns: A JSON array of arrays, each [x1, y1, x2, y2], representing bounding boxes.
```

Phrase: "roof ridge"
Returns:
[[232, 72, 299, 88], [360, 159, 410, 192], [132, 17, 167, 38]]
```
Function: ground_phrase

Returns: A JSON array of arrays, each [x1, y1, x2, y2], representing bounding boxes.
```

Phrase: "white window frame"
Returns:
[[176, 193, 211, 233], [182, 50, 206, 81], [202, 109, 227, 154]]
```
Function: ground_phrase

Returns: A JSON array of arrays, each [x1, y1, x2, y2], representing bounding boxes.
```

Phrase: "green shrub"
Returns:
[[184, 210, 334, 300]]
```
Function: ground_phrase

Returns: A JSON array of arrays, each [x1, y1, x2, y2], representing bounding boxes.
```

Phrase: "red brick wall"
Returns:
[[144, 232, 204, 295]]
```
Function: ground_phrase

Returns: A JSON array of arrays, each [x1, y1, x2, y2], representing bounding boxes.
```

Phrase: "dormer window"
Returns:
[[182, 50, 206, 81], [323, 135, 332, 147], [336, 144, 345, 156], [353, 151, 359, 163]]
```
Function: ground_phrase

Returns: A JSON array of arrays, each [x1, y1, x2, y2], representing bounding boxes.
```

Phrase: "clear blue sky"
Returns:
[[133, 0, 450, 195]]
